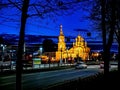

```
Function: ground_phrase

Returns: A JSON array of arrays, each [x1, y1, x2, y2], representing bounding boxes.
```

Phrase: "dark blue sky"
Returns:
[[0, 0, 102, 41]]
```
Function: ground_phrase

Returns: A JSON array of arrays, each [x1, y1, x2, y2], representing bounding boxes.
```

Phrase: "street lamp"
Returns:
[[0, 44, 6, 62], [60, 46, 62, 65], [39, 46, 43, 56], [77, 49, 80, 62], [66, 47, 69, 64]]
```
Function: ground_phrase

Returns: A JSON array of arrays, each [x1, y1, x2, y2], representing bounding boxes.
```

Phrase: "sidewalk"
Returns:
[[0, 64, 74, 76]]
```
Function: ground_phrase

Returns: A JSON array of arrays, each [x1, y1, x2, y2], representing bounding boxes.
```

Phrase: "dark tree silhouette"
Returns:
[[42, 39, 57, 52], [0, 37, 4, 44], [0, 0, 88, 90], [88, 0, 118, 75], [15, 1, 29, 90]]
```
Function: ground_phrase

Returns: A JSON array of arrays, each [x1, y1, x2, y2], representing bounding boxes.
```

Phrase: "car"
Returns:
[[100, 62, 104, 69], [99, 61, 111, 69], [0, 61, 11, 69], [75, 61, 87, 69]]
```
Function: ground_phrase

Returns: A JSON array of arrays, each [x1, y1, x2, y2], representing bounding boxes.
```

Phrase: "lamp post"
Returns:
[[60, 46, 62, 65], [66, 47, 69, 64], [0, 44, 6, 62], [39, 46, 43, 56], [65, 50, 68, 64], [77, 49, 80, 62]]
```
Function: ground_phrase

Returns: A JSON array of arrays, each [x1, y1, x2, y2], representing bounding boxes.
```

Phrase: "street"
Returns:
[[0, 65, 116, 90]]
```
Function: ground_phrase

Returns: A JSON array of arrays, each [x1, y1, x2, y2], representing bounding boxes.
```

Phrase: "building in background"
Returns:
[[0, 25, 118, 63], [55, 25, 90, 63]]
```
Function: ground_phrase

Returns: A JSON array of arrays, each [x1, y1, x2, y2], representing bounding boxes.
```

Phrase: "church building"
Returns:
[[55, 25, 90, 62]]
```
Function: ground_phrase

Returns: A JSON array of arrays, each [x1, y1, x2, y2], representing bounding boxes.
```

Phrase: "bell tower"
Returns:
[[58, 24, 66, 52]]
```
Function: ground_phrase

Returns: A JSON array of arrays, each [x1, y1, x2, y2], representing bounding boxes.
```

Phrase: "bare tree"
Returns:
[[114, 0, 120, 73], [0, 0, 90, 90], [89, 0, 119, 76]]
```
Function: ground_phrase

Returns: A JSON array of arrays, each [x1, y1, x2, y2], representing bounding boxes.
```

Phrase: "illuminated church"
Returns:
[[55, 25, 90, 62]]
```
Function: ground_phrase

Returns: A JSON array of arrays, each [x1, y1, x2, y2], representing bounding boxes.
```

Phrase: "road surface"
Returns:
[[0, 65, 115, 90]]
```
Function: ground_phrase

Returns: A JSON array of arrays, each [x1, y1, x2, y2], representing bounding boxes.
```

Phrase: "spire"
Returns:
[[60, 24, 64, 36], [78, 30, 80, 36]]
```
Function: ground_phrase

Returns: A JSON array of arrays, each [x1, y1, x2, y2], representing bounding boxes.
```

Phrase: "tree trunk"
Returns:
[[118, 41, 120, 74], [101, 0, 108, 75], [103, 0, 116, 74], [16, 0, 29, 90]]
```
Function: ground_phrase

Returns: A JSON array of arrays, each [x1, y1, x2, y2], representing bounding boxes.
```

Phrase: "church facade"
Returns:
[[55, 25, 90, 62]]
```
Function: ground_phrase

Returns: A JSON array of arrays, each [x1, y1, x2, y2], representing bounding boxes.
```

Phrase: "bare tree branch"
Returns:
[[8, 0, 22, 11]]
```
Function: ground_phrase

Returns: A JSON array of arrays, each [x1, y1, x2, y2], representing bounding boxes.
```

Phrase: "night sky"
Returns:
[[0, 0, 102, 41]]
